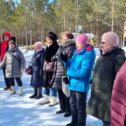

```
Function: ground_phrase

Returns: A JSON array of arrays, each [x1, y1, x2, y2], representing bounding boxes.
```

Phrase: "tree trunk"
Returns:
[[111, 0, 114, 31], [25, 29, 28, 46]]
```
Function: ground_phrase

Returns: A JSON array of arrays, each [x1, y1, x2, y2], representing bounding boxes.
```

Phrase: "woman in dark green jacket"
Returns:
[[87, 31, 126, 126]]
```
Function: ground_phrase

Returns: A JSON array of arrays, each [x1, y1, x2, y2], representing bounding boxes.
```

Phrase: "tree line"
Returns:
[[0, 0, 126, 46]]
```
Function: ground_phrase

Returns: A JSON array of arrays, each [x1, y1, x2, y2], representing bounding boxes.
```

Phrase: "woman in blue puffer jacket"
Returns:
[[65, 34, 96, 126]]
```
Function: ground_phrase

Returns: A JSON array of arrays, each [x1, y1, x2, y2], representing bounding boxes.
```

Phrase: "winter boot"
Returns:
[[49, 96, 58, 107], [4, 87, 12, 91], [10, 86, 16, 95], [36, 87, 42, 99], [29, 88, 37, 98], [18, 86, 23, 96], [39, 95, 50, 105], [66, 122, 74, 126]]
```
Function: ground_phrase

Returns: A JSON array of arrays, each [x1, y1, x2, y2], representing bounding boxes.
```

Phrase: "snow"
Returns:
[[0, 47, 126, 126]]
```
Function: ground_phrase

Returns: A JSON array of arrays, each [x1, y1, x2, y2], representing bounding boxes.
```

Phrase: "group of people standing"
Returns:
[[0, 30, 126, 126]]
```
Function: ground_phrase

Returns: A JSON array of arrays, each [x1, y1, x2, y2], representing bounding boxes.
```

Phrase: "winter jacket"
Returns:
[[111, 61, 126, 126], [0, 47, 25, 78], [51, 46, 65, 89], [45, 43, 59, 62], [62, 39, 76, 59], [87, 48, 126, 122], [66, 44, 96, 92], [44, 43, 59, 87], [51, 40, 76, 89], [0, 32, 12, 61], [30, 49, 45, 88]]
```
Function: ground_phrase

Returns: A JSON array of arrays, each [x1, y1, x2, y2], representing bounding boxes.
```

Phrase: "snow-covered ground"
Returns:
[[0, 47, 126, 126]]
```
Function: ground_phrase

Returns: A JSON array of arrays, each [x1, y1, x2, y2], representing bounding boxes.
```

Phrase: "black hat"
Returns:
[[9, 40, 16, 46], [48, 32, 57, 41], [12, 36, 16, 42]]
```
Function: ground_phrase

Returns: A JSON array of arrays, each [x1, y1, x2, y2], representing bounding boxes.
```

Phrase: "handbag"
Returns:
[[25, 62, 33, 75], [44, 61, 54, 72], [62, 76, 70, 97]]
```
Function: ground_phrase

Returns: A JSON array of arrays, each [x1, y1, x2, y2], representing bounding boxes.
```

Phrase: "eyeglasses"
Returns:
[[100, 41, 107, 44]]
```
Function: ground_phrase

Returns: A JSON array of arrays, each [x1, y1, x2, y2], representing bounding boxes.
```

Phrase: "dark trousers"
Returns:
[[3, 68, 10, 88], [103, 121, 110, 126], [33, 87, 42, 96], [70, 90, 87, 126], [9, 78, 23, 87], [57, 89, 71, 113]]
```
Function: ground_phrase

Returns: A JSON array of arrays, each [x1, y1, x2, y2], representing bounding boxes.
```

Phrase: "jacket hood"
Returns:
[[36, 48, 45, 54], [62, 39, 75, 48], [2, 32, 12, 40]]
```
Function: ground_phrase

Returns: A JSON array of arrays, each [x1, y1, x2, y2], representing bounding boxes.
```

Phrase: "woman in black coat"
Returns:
[[87, 31, 126, 126], [39, 32, 59, 106], [29, 42, 45, 99]]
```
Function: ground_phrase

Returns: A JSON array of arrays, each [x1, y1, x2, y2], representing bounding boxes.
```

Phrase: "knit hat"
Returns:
[[75, 34, 89, 45], [9, 40, 16, 46], [47, 32, 58, 41], [101, 31, 119, 47]]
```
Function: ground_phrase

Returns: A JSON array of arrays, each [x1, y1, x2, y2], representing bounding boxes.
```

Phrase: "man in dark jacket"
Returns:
[[0, 32, 12, 90]]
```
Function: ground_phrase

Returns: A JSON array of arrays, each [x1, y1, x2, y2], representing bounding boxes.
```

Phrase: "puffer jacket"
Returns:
[[51, 40, 76, 89], [0, 47, 25, 78], [30, 49, 45, 87], [66, 44, 96, 92], [87, 48, 126, 122], [51, 46, 65, 89], [62, 39, 76, 58], [111, 61, 126, 126]]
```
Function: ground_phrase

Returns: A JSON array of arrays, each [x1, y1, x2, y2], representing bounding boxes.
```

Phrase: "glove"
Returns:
[[51, 55, 58, 61], [60, 52, 68, 62], [21, 69, 25, 74]]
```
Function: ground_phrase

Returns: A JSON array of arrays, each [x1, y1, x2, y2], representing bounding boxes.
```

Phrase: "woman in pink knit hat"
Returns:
[[63, 34, 96, 126], [87, 31, 126, 126]]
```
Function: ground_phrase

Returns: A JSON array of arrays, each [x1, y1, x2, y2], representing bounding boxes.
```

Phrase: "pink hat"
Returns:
[[75, 34, 89, 45], [101, 31, 119, 47]]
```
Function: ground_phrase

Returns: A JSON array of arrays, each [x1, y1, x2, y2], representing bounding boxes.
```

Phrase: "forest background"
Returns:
[[0, 0, 126, 47]]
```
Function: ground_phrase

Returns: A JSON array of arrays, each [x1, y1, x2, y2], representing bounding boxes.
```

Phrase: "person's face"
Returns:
[[4, 35, 9, 41], [46, 37, 53, 46], [34, 45, 38, 51], [62, 34, 68, 42], [76, 41, 84, 50], [9, 44, 15, 49], [100, 39, 112, 53]]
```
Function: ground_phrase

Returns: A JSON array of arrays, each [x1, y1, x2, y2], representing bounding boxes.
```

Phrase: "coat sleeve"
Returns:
[[40, 53, 45, 76], [115, 52, 126, 73], [0, 53, 7, 69], [19, 50, 26, 70], [67, 50, 96, 78]]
